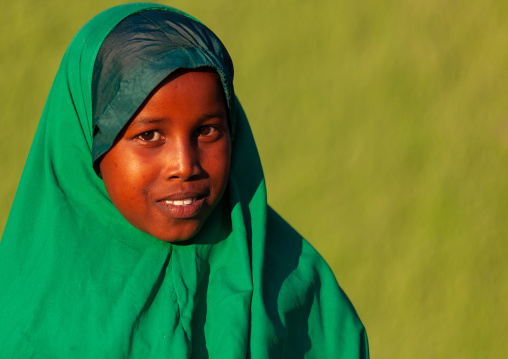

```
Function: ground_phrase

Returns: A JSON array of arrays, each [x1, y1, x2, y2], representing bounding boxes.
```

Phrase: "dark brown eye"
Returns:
[[198, 126, 217, 137], [137, 131, 161, 142]]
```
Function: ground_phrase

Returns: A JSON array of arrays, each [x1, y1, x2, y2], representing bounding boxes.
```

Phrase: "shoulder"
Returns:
[[263, 206, 369, 358], [264, 205, 340, 291]]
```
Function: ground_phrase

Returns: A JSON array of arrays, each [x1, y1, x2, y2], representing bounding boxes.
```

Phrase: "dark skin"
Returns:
[[99, 70, 231, 242]]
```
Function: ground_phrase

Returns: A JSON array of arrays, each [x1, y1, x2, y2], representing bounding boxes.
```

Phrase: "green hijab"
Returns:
[[0, 3, 368, 358]]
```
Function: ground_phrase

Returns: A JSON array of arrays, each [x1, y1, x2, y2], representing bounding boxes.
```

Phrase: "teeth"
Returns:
[[165, 198, 195, 206]]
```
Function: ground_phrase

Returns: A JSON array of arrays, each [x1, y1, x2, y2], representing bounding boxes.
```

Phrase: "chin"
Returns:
[[148, 223, 202, 243]]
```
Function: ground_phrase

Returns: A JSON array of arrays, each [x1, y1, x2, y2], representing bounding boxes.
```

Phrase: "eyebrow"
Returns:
[[129, 118, 164, 128], [198, 113, 228, 122], [132, 117, 164, 125], [131, 113, 227, 127]]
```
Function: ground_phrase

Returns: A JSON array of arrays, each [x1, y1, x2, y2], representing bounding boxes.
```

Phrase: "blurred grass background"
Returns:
[[1, 0, 507, 357]]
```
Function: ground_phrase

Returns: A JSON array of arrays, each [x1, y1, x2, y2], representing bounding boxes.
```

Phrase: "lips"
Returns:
[[156, 191, 208, 219], [164, 198, 197, 206]]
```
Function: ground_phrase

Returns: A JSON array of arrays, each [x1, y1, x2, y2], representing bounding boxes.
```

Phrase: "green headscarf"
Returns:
[[0, 3, 369, 358]]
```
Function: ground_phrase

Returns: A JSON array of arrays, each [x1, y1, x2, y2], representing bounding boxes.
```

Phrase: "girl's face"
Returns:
[[100, 70, 231, 242]]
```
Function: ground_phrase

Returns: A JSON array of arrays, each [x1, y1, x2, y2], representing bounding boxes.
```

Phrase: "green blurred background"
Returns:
[[1, 0, 507, 357]]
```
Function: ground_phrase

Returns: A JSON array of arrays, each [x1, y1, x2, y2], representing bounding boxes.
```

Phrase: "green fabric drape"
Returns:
[[0, 3, 369, 358]]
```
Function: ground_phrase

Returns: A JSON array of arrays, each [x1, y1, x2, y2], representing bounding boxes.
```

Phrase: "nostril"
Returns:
[[167, 156, 201, 181]]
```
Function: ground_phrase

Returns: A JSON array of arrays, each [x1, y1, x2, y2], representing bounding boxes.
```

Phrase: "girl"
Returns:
[[0, 3, 368, 358]]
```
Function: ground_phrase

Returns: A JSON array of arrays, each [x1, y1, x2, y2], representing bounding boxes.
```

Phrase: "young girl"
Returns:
[[0, 3, 368, 357]]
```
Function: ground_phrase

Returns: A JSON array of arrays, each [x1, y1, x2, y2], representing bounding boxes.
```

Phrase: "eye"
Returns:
[[136, 130, 162, 142], [198, 125, 218, 137]]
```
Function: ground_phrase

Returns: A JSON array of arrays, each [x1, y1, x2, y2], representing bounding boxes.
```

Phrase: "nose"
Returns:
[[165, 138, 201, 181]]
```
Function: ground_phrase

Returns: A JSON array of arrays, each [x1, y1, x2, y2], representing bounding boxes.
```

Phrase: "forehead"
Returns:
[[151, 69, 225, 102], [129, 70, 228, 125]]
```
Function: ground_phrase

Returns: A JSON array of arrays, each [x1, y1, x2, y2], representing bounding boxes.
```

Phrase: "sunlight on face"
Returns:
[[100, 70, 231, 242]]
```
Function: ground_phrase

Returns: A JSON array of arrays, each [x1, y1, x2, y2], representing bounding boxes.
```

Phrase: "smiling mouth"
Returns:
[[164, 197, 198, 206], [156, 193, 207, 218]]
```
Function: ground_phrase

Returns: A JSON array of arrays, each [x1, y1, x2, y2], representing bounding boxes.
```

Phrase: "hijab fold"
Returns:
[[0, 3, 368, 358]]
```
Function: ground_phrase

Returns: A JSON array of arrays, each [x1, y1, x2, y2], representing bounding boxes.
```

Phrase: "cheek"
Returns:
[[100, 148, 150, 204], [202, 141, 231, 190]]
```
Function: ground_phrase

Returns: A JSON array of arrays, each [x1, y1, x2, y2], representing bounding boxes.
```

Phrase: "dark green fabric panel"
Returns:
[[0, 3, 368, 358]]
